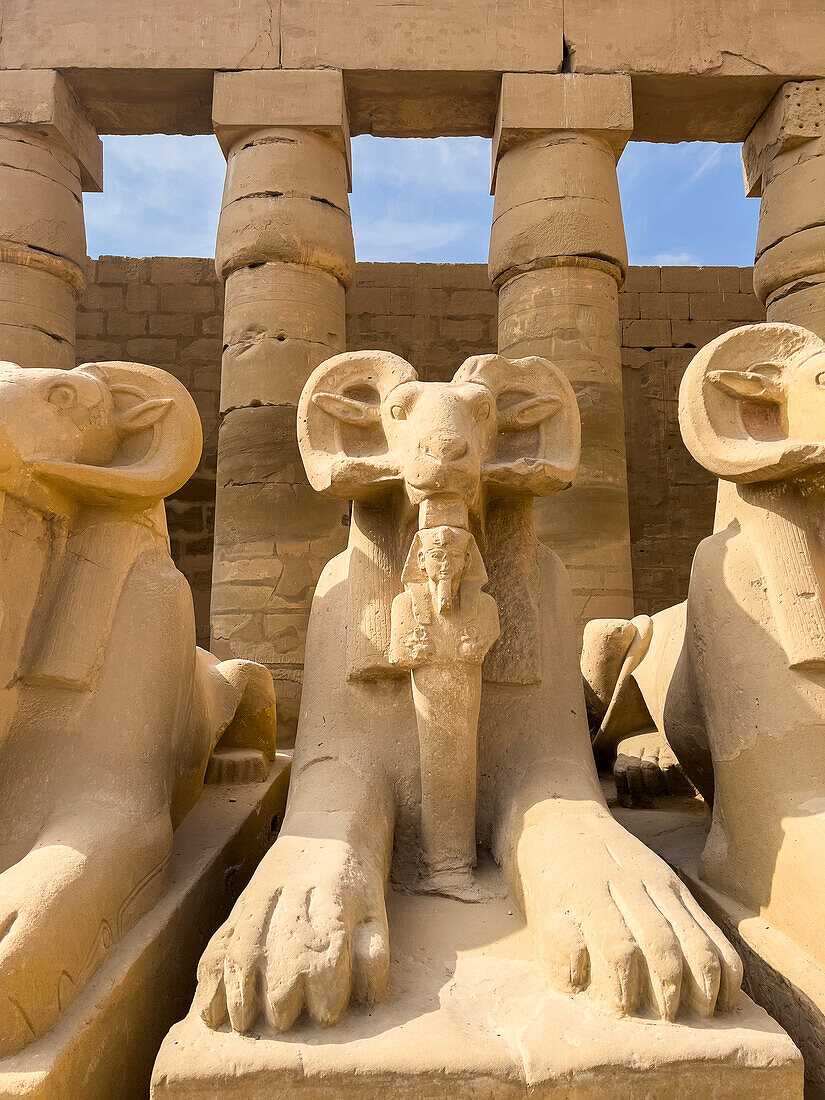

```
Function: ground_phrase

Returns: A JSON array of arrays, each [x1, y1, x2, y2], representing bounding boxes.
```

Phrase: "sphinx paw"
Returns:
[[614, 731, 692, 806], [195, 849, 389, 1034]]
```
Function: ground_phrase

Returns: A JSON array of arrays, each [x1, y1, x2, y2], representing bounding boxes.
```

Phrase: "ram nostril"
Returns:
[[420, 433, 469, 462]]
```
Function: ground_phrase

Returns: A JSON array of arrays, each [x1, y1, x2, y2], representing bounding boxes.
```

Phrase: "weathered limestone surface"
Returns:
[[0, 361, 277, 1058], [154, 862, 800, 1099], [566, 0, 825, 141], [0, 0, 821, 138], [154, 347, 799, 1095], [0, 70, 101, 367], [744, 81, 825, 339], [76, 256, 222, 648], [613, 791, 825, 1096], [73, 260, 764, 642], [0, 756, 290, 1100], [490, 74, 634, 631], [584, 322, 825, 1089], [211, 70, 353, 743], [0, 0, 279, 73], [566, 0, 825, 81]]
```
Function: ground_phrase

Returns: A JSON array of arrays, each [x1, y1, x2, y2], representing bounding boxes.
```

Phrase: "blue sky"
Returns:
[[84, 135, 760, 267]]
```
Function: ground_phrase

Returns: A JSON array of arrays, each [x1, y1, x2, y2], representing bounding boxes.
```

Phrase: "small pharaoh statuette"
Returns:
[[390, 521, 499, 894]]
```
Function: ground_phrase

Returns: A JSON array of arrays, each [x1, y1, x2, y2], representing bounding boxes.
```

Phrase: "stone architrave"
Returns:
[[489, 73, 635, 633], [743, 81, 825, 339], [210, 69, 355, 743], [0, 70, 102, 368], [0, 361, 276, 1062], [153, 350, 801, 1098]]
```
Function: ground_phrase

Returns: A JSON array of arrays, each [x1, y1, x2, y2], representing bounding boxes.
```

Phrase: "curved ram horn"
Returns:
[[298, 350, 418, 498], [453, 354, 581, 496], [679, 323, 825, 482], [33, 361, 202, 507]]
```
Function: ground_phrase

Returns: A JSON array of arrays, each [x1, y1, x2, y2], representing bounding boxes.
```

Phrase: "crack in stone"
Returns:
[[755, 219, 825, 264], [0, 159, 82, 204], [0, 320, 70, 346]]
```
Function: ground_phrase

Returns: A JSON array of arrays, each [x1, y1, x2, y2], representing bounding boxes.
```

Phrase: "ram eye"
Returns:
[[816, 371, 825, 388], [47, 383, 77, 408], [475, 400, 491, 422], [390, 405, 407, 421]]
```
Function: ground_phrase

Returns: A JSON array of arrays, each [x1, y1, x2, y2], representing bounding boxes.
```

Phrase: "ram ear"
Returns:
[[115, 394, 175, 433], [706, 368, 783, 402], [679, 323, 825, 483], [298, 350, 418, 498], [496, 391, 563, 431], [453, 354, 580, 496], [33, 362, 202, 507], [311, 391, 381, 425]]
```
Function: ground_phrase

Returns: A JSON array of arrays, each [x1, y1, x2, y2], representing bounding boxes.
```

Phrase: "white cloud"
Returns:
[[353, 135, 491, 193], [679, 145, 724, 191], [85, 135, 225, 258], [637, 249, 702, 266], [354, 215, 477, 261]]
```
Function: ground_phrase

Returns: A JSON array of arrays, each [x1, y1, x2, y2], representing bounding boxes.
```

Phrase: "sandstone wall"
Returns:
[[76, 258, 763, 643]]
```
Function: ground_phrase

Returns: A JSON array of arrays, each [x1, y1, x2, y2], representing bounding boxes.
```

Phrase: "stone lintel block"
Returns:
[[280, 0, 563, 75], [212, 69, 351, 187], [743, 80, 825, 197], [0, 69, 102, 191], [0, 757, 291, 1100], [491, 73, 634, 191]]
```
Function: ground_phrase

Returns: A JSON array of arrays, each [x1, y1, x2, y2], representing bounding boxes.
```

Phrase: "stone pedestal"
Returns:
[[489, 74, 634, 632], [0, 756, 290, 1100], [210, 70, 355, 742], [0, 70, 101, 368], [152, 858, 801, 1099], [612, 789, 825, 1096], [743, 81, 825, 340]]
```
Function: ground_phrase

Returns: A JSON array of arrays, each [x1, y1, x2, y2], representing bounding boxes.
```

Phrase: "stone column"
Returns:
[[211, 70, 355, 742], [488, 74, 634, 632], [0, 70, 101, 368], [743, 81, 825, 340]]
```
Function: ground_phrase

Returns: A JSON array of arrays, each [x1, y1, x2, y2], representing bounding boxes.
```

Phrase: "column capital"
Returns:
[[743, 81, 824, 198], [0, 70, 102, 192], [491, 73, 633, 192], [212, 69, 352, 187]]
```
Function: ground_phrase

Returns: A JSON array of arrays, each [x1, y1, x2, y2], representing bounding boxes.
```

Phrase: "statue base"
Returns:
[[612, 787, 825, 1097], [0, 754, 291, 1100], [151, 858, 801, 1099]]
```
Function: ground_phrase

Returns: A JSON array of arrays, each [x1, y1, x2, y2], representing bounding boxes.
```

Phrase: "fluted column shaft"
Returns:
[[489, 74, 634, 631], [211, 71, 355, 741], [0, 71, 101, 367]]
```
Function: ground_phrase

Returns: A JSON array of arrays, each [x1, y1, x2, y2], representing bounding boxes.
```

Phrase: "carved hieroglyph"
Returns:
[[0, 361, 276, 1057], [192, 350, 747, 1045]]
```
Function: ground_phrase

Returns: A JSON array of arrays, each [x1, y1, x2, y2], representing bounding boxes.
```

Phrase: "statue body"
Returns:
[[0, 361, 277, 1056], [682, 478, 825, 960], [194, 351, 745, 1036], [583, 323, 825, 967]]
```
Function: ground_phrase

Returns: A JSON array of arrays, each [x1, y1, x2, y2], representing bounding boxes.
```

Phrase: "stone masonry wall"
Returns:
[[75, 259, 764, 645], [619, 265, 765, 616]]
